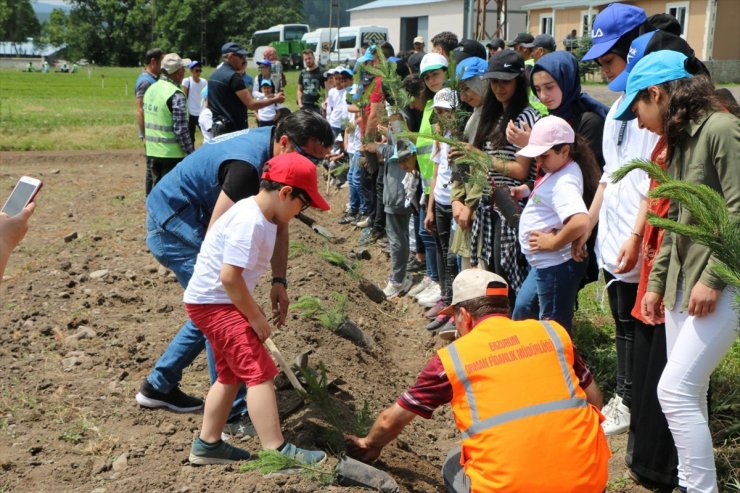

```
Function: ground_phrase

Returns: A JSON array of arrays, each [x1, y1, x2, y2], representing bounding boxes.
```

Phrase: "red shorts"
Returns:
[[185, 303, 278, 386]]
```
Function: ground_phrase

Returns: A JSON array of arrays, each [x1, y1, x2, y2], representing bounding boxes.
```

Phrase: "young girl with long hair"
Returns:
[[511, 116, 600, 331], [617, 50, 739, 493], [468, 49, 540, 299]]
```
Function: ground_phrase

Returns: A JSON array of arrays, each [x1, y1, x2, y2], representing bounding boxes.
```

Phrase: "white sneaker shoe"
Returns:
[[602, 401, 630, 436], [408, 276, 433, 297], [416, 283, 441, 305], [382, 277, 413, 299], [601, 395, 619, 419], [415, 282, 440, 301]]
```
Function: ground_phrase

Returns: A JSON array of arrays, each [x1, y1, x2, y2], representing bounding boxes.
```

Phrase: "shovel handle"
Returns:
[[265, 338, 306, 394]]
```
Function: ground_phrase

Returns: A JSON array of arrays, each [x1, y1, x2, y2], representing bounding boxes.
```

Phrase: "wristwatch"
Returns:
[[271, 277, 288, 288]]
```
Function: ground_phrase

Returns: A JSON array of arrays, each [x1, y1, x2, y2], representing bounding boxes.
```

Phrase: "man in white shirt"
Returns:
[[182, 61, 208, 144]]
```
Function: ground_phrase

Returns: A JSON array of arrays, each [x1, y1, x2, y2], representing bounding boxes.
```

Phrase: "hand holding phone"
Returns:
[[2, 176, 42, 217]]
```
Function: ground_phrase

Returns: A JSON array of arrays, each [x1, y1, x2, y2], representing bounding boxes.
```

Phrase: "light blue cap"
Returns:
[[615, 50, 692, 121], [455, 56, 487, 80]]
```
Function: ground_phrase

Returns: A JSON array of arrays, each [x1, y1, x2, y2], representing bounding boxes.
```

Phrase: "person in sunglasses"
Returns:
[[208, 42, 285, 136], [137, 111, 333, 439], [182, 60, 208, 144]]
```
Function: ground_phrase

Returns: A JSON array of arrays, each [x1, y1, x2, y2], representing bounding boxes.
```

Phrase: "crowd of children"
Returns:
[[135, 6, 737, 490]]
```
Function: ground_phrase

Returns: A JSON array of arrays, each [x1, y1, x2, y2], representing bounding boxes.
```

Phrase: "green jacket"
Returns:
[[144, 79, 186, 159], [647, 111, 740, 311]]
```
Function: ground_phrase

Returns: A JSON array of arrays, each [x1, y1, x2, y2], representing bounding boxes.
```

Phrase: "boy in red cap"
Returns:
[[185, 152, 329, 466]]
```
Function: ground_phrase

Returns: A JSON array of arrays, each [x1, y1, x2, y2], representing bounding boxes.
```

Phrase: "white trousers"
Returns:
[[658, 287, 739, 493]]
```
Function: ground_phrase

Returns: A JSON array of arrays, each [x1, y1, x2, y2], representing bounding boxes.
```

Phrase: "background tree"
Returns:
[[0, 0, 41, 44]]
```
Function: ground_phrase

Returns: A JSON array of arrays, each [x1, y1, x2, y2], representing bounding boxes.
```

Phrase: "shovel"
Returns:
[[265, 338, 306, 395], [296, 212, 334, 240]]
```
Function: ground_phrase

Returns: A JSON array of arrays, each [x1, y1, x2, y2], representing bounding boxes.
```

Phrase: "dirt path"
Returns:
[[0, 150, 646, 492]]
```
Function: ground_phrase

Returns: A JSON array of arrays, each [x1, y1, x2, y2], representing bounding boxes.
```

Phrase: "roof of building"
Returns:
[[349, 0, 450, 12], [521, 0, 607, 10], [0, 41, 66, 57]]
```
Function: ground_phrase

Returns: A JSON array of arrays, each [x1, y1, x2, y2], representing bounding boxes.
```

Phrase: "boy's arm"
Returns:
[[270, 222, 290, 326], [220, 263, 271, 342]]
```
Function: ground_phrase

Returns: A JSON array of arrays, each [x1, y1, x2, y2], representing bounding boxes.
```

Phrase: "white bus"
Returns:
[[250, 23, 310, 67], [331, 26, 388, 65], [302, 28, 336, 67]]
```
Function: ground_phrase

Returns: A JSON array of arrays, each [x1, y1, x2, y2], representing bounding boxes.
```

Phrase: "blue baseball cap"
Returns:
[[456, 56, 488, 80], [608, 30, 697, 92], [582, 3, 647, 61], [615, 50, 692, 121]]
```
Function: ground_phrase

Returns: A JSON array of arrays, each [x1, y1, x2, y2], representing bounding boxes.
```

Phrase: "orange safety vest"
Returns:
[[437, 318, 609, 493]]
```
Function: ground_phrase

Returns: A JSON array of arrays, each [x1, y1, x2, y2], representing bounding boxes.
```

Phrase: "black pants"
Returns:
[[627, 321, 678, 487], [187, 114, 199, 144], [146, 156, 183, 195], [433, 202, 458, 305], [604, 271, 638, 407], [372, 164, 385, 235]]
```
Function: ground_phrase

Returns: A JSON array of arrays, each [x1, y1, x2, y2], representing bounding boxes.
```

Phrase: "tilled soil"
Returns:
[[0, 150, 644, 492]]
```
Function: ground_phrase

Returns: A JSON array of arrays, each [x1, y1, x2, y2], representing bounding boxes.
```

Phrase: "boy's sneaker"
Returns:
[[135, 379, 203, 413], [602, 401, 630, 436], [414, 282, 440, 302], [189, 436, 251, 465], [417, 286, 442, 308], [279, 442, 326, 466], [382, 277, 413, 299], [408, 276, 433, 297], [438, 321, 458, 341], [356, 216, 372, 228], [223, 413, 256, 439], [338, 212, 359, 224]]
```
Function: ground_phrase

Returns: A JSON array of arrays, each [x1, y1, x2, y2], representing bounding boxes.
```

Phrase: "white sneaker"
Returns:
[[417, 287, 442, 308], [356, 216, 372, 228], [382, 277, 413, 299], [602, 401, 630, 436], [408, 276, 433, 297], [601, 395, 619, 419], [414, 282, 440, 301]]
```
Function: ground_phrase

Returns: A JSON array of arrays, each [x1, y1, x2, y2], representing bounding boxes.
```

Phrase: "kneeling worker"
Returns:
[[346, 269, 610, 492]]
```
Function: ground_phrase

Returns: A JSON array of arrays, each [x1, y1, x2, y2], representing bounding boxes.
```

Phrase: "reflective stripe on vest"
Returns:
[[144, 80, 186, 158], [447, 320, 587, 439]]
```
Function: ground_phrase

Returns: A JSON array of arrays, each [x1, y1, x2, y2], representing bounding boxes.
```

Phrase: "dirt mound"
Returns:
[[0, 151, 641, 492]]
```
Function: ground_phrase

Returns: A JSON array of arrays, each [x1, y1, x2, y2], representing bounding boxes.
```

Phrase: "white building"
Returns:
[[348, 0, 529, 52]]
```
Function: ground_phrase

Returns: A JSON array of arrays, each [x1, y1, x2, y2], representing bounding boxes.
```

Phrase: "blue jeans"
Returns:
[[146, 216, 247, 418], [512, 258, 586, 332], [419, 200, 439, 282], [347, 152, 369, 215]]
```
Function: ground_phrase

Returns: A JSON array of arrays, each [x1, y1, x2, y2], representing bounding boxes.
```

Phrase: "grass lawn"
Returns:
[[0, 66, 302, 152]]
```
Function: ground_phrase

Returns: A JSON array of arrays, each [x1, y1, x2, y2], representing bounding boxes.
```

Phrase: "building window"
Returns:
[[580, 11, 596, 36], [540, 14, 554, 35], [667, 2, 689, 38]]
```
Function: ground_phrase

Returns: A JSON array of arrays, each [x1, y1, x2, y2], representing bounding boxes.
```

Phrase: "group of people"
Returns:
[[121, 4, 738, 491]]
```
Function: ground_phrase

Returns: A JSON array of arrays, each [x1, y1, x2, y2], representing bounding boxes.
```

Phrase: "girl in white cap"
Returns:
[[511, 115, 600, 332]]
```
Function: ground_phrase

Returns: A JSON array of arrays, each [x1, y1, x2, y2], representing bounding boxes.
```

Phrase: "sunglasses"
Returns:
[[293, 141, 324, 165]]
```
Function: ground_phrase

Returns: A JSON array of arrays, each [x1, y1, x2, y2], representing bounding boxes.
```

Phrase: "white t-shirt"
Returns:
[[198, 108, 213, 144], [432, 140, 452, 206], [184, 197, 277, 304], [346, 121, 361, 154], [254, 92, 284, 122], [327, 87, 348, 128], [595, 95, 659, 282], [519, 161, 588, 268], [182, 77, 207, 117]]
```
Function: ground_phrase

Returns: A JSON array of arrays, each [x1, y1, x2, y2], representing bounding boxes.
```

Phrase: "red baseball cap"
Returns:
[[261, 153, 330, 211]]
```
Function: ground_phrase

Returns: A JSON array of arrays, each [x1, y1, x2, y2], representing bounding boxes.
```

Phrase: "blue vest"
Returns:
[[146, 127, 273, 245], [208, 63, 247, 131]]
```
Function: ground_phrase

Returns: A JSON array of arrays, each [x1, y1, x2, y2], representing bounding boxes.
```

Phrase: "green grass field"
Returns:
[[0, 66, 302, 152]]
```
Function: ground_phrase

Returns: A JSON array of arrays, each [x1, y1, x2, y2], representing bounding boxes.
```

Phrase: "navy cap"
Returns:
[[615, 50, 692, 121], [582, 3, 647, 61], [221, 42, 248, 56]]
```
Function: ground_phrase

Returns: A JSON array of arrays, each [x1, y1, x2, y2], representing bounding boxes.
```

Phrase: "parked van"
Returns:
[[331, 25, 389, 65], [302, 28, 336, 67], [251, 23, 310, 68]]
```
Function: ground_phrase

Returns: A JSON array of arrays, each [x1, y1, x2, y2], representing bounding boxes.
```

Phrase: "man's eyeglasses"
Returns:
[[293, 141, 323, 165]]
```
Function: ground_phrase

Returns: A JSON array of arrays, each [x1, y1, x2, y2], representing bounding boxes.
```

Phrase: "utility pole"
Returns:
[[200, 0, 207, 64]]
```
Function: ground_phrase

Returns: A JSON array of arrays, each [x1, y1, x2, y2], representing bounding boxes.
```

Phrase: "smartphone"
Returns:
[[1, 176, 42, 216]]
